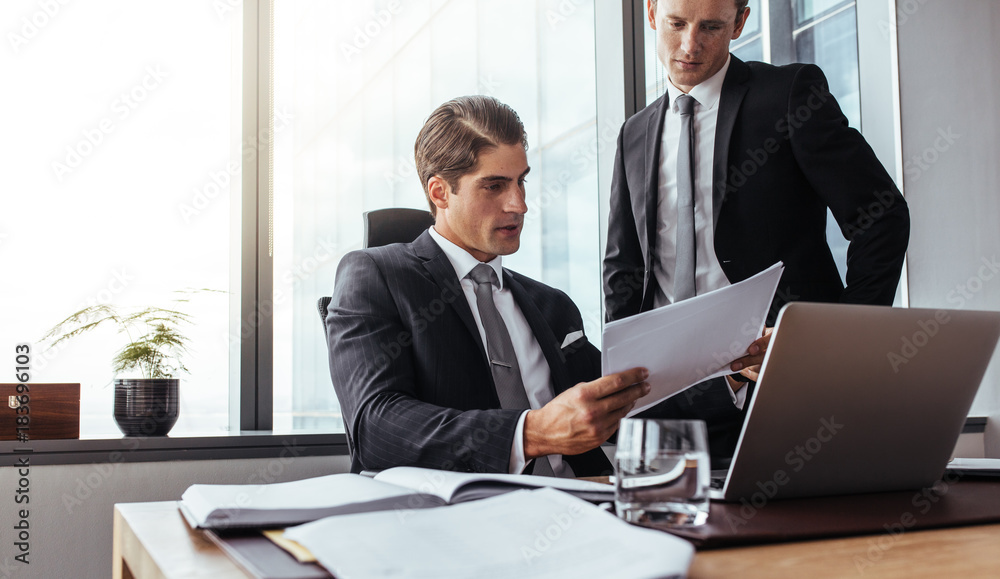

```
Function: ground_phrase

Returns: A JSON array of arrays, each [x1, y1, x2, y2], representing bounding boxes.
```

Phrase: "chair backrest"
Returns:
[[363, 208, 434, 248], [318, 208, 432, 461]]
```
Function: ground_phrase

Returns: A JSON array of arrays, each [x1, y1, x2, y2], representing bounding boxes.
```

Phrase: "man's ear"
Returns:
[[647, 0, 657, 30], [732, 7, 750, 39], [427, 175, 450, 213]]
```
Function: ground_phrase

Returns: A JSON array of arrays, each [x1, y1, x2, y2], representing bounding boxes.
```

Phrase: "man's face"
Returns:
[[430, 143, 530, 262], [648, 0, 750, 93]]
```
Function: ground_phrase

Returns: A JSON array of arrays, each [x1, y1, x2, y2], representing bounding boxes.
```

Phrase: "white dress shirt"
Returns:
[[652, 56, 747, 409], [428, 227, 574, 477]]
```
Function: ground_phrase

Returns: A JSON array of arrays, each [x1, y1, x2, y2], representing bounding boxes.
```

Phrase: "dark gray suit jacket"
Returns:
[[326, 231, 613, 476], [604, 57, 910, 458]]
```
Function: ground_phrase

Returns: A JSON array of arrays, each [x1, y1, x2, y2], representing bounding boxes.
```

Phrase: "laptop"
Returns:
[[710, 302, 1000, 502]]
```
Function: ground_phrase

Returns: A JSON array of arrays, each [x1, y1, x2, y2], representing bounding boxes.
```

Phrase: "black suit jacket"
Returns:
[[604, 57, 909, 322], [603, 58, 909, 458], [326, 230, 613, 476]]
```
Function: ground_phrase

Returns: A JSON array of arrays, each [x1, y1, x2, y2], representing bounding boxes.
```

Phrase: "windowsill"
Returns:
[[3, 417, 987, 467], [0, 428, 349, 466]]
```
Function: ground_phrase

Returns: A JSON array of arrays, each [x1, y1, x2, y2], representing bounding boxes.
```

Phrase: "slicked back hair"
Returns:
[[414, 95, 528, 217]]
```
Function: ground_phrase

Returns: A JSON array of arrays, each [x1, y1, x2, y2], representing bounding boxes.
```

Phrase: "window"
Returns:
[[271, 0, 606, 430], [3, 0, 242, 435]]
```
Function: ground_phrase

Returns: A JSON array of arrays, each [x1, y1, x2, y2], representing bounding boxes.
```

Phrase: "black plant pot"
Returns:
[[113, 378, 179, 437]]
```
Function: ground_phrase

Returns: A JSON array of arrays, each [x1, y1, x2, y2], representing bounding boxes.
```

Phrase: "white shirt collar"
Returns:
[[667, 54, 731, 113], [428, 226, 505, 289]]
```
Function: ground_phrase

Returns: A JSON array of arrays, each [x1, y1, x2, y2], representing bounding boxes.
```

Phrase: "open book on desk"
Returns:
[[180, 466, 614, 530]]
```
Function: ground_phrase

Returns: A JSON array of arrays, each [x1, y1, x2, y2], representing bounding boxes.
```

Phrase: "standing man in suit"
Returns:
[[327, 96, 654, 477], [604, 0, 910, 456]]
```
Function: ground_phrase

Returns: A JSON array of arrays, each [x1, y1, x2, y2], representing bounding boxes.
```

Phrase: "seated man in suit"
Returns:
[[327, 96, 667, 477]]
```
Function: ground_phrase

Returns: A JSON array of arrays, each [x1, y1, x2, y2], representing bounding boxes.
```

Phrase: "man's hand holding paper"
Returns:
[[602, 262, 784, 416]]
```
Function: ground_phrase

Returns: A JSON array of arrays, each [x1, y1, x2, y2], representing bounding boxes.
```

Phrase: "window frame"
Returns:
[[2, 0, 935, 466]]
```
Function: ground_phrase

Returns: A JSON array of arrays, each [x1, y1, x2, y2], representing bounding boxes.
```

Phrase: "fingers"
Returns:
[[730, 327, 774, 373], [600, 381, 651, 415], [586, 367, 649, 399], [739, 367, 760, 382]]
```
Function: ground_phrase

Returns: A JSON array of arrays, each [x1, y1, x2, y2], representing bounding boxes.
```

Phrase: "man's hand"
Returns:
[[523, 367, 650, 459], [728, 327, 774, 385]]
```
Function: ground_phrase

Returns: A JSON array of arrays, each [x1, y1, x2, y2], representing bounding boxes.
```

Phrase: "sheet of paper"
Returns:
[[603, 262, 784, 416], [285, 488, 693, 579], [946, 457, 1000, 475]]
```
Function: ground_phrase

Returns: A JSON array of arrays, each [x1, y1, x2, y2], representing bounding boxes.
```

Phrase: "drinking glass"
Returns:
[[615, 419, 710, 526]]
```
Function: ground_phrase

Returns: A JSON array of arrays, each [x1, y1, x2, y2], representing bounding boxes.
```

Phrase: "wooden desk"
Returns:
[[113, 501, 1000, 579], [113, 502, 248, 579]]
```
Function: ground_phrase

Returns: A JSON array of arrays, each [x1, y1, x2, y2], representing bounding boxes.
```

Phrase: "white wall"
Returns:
[[0, 455, 350, 579], [896, 0, 1000, 416]]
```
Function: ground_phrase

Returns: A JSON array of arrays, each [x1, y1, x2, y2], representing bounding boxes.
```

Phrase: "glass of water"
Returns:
[[615, 419, 710, 526]]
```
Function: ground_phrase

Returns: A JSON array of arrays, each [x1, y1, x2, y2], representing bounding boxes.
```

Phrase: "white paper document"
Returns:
[[946, 457, 1000, 476], [603, 262, 784, 416], [284, 488, 694, 579]]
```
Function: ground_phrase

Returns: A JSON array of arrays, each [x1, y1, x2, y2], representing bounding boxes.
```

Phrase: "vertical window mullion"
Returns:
[[239, 0, 275, 431]]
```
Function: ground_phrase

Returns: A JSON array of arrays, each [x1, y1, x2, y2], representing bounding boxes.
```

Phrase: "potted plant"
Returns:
[[42, 289, 217, 436]]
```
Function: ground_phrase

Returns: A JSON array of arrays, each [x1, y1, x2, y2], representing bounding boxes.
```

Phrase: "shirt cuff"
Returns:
[[726, 378, 750, 410], [508, 410, 530, 474]]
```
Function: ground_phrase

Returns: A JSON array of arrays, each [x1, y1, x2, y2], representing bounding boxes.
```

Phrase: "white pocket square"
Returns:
[[561, 330, 584, 349]]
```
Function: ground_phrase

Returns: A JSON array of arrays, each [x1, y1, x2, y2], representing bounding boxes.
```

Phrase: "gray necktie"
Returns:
[[468, 264, 555, 477], [673, 93, 698, 302]]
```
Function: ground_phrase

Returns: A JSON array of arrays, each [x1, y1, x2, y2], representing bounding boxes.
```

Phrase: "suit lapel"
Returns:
[[411, 231, 489, 364], [503, 272, 572, 395], [713, 56, 751, 228], [643, 93, 670, 269]]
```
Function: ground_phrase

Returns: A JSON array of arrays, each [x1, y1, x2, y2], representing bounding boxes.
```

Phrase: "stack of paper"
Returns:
[[603, 262, 784, 415], [284, 488, 694, 579]]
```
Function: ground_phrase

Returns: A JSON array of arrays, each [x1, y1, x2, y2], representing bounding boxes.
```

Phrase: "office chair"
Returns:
[[362, 207, 435, 249], [317, 207, 434, 462]]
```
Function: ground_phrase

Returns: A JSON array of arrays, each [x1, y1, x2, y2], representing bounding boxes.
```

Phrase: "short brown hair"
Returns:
[[651, 0, 749, 21], [414, 95, 528, 216]]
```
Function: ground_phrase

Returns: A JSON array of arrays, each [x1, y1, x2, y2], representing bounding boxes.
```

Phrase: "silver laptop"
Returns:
[[711, 302, 1000, 502]]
